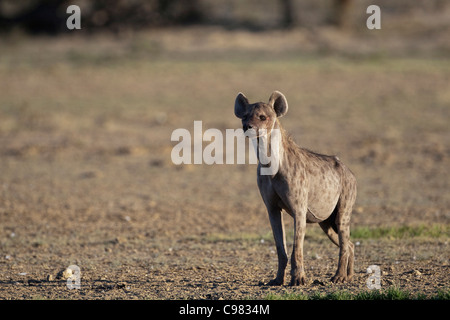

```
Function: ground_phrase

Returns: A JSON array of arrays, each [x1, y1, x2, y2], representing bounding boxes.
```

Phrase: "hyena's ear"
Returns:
[[268, 91, 288, 118], [234, 92, 249, 119]]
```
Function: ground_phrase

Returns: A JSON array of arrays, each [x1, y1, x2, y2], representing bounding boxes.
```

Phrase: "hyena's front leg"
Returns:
[[266, 207, 288, 286], [290, 208, 307, 286]]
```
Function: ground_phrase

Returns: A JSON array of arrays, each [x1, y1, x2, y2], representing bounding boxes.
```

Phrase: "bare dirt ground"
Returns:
[[0, 24, 449, 300]]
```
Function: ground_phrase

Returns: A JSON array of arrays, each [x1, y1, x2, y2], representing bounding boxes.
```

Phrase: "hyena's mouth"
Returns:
[[244, 128, 262, 139], [244, 127, 270, 139]]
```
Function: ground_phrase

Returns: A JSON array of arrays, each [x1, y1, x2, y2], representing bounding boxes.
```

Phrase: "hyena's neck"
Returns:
[[254, 120, 285, 176], [255, 120, 305, 177]]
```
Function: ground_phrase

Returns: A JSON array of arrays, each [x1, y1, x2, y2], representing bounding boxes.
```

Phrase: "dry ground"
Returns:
[[0, 26, 449, 299]]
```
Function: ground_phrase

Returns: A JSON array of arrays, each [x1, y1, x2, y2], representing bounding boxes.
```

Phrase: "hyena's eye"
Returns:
[[259, 115, 267, 121]]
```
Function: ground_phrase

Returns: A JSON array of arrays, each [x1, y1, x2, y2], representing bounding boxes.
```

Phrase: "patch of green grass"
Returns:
[[351, 224, 449, 240], [197, 223, 449, 244], [434, 289, 450, 300], [354, 287, 416, 300], [266, 292, 309, 300], [266, 287, 450, 300]]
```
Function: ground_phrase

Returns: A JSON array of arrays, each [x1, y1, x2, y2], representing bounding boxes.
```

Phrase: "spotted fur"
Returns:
[[235, 91, 357, 285]]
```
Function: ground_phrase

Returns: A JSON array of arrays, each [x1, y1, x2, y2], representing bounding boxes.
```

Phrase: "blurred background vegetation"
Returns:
[[0, 0, 449, 35]]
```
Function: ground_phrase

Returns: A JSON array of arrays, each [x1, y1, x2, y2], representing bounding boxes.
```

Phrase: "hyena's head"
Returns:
[[234, 91, 288, 138]]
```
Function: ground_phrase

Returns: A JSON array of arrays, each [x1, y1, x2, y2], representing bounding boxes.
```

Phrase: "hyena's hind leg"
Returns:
[[320, 173, 357, 283], [320, 216, 355, 283]]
